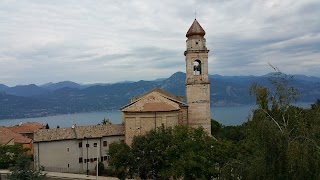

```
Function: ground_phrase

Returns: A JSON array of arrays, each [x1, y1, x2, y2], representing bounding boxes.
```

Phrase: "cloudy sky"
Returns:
[[0, 0, 319, 86]]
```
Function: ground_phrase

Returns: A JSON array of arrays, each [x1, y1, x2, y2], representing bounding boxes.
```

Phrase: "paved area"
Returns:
[[0, 170, 118, 180]]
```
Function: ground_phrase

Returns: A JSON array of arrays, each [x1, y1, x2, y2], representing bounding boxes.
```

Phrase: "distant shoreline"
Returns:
[[0, 102, 313, 128]]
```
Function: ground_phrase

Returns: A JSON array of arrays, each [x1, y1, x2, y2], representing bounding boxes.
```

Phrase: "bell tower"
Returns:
[[184, 19, 211, 134]]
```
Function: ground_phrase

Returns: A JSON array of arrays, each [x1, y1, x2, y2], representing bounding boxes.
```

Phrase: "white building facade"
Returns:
[[33, 124, 124, 173]]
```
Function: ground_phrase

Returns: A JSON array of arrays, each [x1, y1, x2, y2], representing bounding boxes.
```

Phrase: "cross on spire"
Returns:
[[194, 11, 197, 19]]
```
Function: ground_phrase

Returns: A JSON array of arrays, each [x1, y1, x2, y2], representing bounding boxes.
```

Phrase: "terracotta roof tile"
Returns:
[[8, 122, 44, 133], [0, 127, 32, 145], [34, 124, 124, 142]]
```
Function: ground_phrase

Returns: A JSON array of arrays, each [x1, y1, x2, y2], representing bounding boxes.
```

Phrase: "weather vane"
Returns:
[[194, 11, 197, 19]]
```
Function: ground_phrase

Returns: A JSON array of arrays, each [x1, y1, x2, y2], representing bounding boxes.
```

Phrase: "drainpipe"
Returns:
[[37, 143, 40, 170]]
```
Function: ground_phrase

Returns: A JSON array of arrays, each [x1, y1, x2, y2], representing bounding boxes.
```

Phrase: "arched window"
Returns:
[[193, 60, 201, 75]]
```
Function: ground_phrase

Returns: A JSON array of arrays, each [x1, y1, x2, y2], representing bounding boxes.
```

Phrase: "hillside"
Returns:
[[0, 72, 319, 120]]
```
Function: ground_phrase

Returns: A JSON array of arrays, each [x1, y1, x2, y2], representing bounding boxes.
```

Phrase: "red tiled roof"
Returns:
[[0, 127, 32, 145], [8, 122, 44, 133], [121, 88, 187, 112]]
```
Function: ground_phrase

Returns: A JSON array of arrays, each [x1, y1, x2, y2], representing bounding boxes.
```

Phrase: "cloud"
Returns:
[[0, 0, 319, 86]]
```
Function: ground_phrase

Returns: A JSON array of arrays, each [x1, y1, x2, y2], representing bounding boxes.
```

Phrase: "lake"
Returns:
[[0, 103, 312, 128]]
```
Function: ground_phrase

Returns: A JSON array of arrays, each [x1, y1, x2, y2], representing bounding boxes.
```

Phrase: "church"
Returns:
[[121, 19, 211, 144], [32, 19, 212, 173]]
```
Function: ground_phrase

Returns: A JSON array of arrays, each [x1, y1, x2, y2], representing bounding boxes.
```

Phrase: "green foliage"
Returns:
[[108, 141, 132, 180], [7, 154, 46, 180], [239, 69, 320, 179], [0, 144, 29, 169], [108, 68, 320, 179], [168, 126, 231, 179], [109, 125, 231, 179], [104, 167, 116, 177], [130, 126, 174, 179], [211, 119, 222, 136], [211, 119, 246, 143], [95, 162, 105, 175], [311, 99, 320, 110]]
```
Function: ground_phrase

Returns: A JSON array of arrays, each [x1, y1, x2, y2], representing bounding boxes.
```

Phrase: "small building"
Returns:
[[0, 127, 32, 152], [33, 124, 124, 173], [8, 122, 45, 140]]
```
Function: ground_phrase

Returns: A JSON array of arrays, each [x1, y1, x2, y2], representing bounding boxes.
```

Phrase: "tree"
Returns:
[[101, 118, 111, 125], [108, 141, 133, 180], [7, 154, 46, 180], [238, 68, 320, 179], [167, 126, 231, 179], [130, 126, 174, 179], [0, 144, 29, 169], [95, 162, 105, 175], [109, 125, 231, 179]]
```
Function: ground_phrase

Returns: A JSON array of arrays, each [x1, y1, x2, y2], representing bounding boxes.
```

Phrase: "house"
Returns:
[[8, 122, 45, 139], [33, 124, 124, 173], [0, 127, 33, 152]]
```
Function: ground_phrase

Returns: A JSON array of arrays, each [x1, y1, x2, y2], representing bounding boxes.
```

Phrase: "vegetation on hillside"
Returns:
[[108, 71, 320, 179]]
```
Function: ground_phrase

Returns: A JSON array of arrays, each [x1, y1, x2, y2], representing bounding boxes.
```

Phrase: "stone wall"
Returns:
[[123, 111, 179, 145]]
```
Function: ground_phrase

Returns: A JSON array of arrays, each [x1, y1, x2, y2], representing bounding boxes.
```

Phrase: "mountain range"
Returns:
[[0, 72, 319, 120]]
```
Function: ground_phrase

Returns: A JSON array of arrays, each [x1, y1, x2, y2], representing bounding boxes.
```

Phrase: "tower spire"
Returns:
[[186, 19, 206, 37], [184, 19, 211, 135]]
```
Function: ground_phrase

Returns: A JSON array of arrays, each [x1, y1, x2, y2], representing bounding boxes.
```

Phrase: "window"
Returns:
[[94, 158, 97, 161], [104, 156, 109, 161], [90, 158, 94, 163], [79, 158, 83, 163], [86, 143, 89, 148], [193, 60, 201, 75], [120, 140, 124, 143], [93, 143, 97, 147], [101, 157, 104, 161], [84, 159, 87, 163], [68, 164, 70, 168], [79, 142, 82, 148], [103, 141, 108, 147], [67, 148, 69, 152]]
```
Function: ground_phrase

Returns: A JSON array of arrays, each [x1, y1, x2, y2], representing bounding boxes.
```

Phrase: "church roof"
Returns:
[[137, 88, 183, 102], [121, 88, 187, 112], [186, 19, 206, 37]]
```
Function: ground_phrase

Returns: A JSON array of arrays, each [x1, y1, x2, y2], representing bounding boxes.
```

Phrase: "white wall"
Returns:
[[34, 135, 124, 173]]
